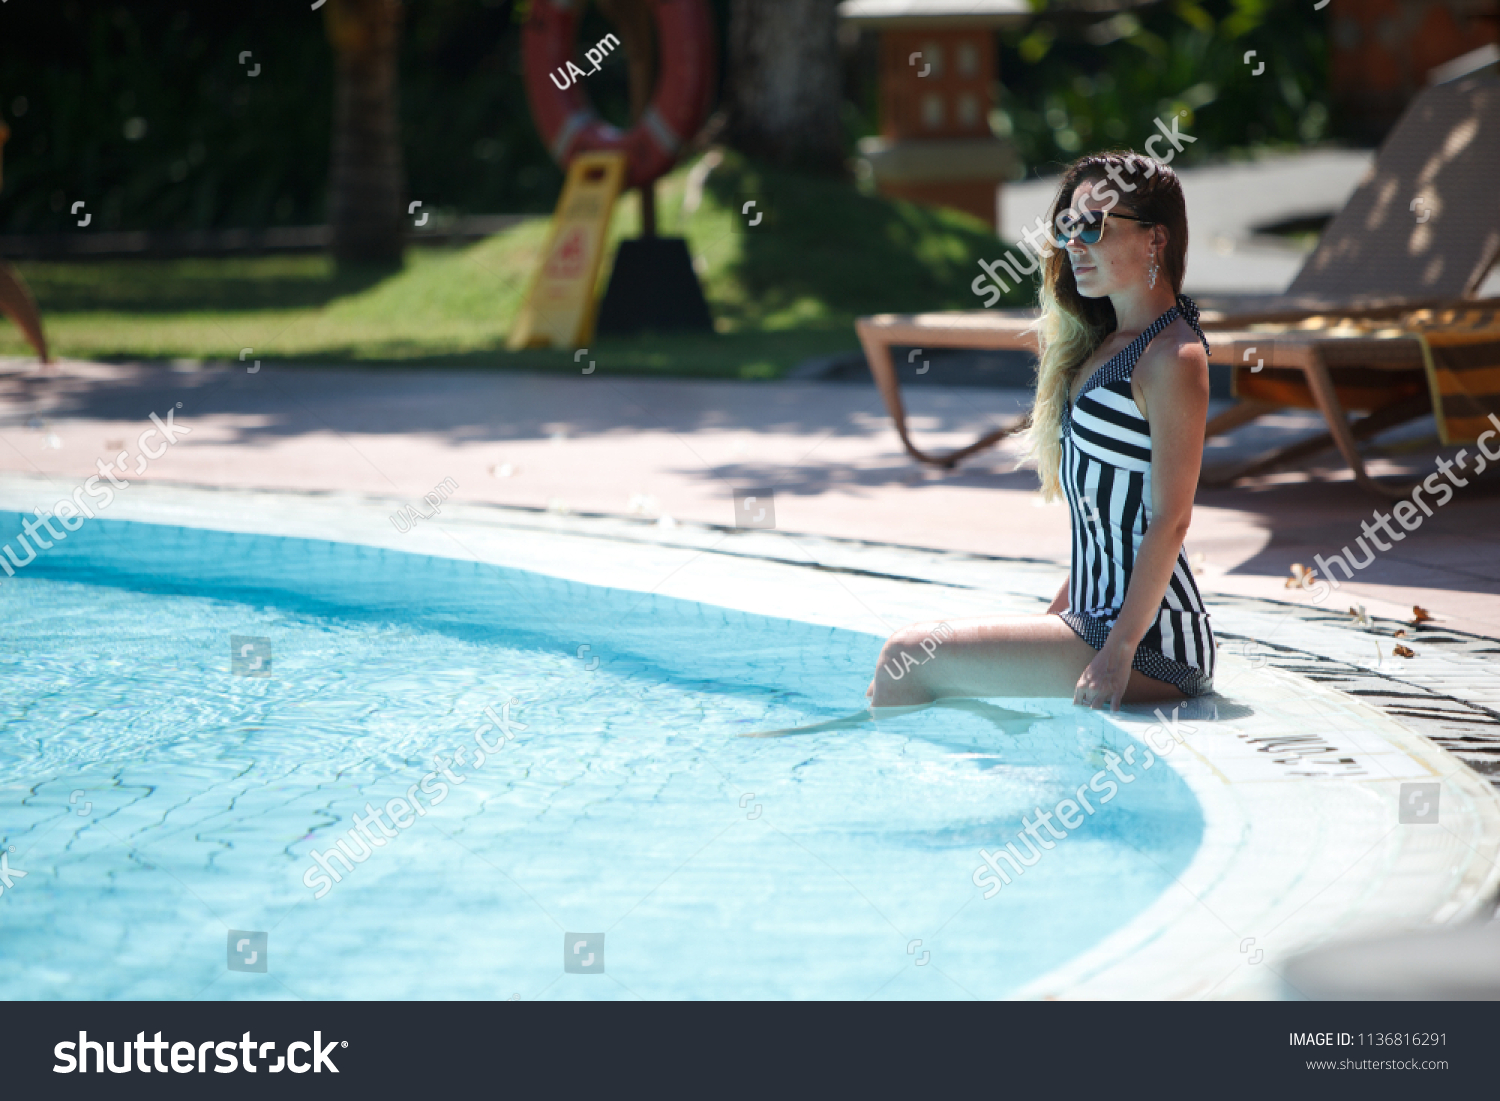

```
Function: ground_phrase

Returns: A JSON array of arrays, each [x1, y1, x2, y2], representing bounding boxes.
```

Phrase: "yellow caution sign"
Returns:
[[507, 150, 627, 351]]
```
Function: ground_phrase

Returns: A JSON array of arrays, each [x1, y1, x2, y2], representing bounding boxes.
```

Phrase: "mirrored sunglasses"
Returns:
[[1053, 211, 1153, 247]]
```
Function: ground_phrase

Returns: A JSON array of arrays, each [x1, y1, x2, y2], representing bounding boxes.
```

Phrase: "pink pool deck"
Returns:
[[2, 357, 1499, 640]]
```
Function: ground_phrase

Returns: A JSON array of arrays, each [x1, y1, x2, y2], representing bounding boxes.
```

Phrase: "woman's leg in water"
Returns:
[[866, 614, 1185, 709]]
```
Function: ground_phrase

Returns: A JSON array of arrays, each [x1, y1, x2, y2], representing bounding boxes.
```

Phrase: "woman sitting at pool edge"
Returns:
[[867, 152, 1215, 713]]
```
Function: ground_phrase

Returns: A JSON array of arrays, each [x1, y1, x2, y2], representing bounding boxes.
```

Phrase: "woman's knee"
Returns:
[[883, 620, 952, 657], [876, 623, 948, 684], [871, 639, 933, 705]]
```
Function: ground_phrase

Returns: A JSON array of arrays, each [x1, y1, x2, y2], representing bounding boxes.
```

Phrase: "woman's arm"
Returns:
[[1045, 575, 1069, 614], [1074, 334, 1209, 710]]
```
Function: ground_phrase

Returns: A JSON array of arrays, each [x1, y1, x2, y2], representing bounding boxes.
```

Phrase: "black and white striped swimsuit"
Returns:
[[1058, 294, 1215, 697]]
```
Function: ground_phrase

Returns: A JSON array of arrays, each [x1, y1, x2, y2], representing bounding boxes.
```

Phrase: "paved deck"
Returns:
[[3, 357, 1497, 643]]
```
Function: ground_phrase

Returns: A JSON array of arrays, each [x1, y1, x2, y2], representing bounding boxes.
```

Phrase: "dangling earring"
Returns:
[[1147, 250, 1159, 289]]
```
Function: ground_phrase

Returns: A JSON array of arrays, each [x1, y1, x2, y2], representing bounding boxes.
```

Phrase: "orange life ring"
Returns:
[[522, 0, 715, 191]]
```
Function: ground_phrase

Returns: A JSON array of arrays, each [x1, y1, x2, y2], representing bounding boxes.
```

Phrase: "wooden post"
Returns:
[[596, 0, 658, 237], [640, 181, 656, 238]]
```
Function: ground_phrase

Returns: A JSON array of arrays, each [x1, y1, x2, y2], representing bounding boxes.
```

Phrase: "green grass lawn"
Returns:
[[0, 151, 1031, 379]]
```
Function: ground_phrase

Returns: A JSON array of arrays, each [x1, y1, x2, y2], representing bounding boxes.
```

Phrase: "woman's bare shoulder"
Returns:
[[1136, 318, 1208, 392]]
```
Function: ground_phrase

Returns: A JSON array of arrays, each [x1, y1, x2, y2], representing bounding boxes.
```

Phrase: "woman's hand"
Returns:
[[1074, 642, 1131, 711]]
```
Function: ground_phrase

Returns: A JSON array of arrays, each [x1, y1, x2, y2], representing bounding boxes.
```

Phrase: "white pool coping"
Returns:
[[3, 474, 1498, 1000]]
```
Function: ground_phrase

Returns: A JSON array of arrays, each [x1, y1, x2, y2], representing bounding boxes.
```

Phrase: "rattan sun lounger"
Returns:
[[855, 75, 1500, 490]]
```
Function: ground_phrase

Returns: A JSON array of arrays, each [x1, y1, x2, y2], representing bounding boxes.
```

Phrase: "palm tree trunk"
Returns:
[[324, 0, 406, 265], [723, 0, 844, 174]]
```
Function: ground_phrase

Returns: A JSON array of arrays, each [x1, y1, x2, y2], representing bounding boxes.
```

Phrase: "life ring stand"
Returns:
[[522, 0, 716, 191]]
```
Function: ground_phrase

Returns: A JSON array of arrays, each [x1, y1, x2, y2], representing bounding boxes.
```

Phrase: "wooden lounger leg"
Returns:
[[1204, 399, 1280, 439], [1204, 393, 1432, 488], [0, 261, 50, 364], [855, 319, 943, 466], [1301, 354, 1421, 498], [1199, 400, 1283, 486], [854, 320, 1023, 469]]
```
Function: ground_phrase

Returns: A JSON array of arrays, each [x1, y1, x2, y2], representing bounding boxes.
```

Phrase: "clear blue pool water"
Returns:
[[0, 512, 1202, 1000]]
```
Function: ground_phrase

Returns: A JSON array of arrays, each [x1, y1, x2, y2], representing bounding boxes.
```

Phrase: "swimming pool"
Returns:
[[0, 512, 1203, 1000]]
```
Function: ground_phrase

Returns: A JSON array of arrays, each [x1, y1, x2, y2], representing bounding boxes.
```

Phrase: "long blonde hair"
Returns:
[[1020, 153, 1189, 500]]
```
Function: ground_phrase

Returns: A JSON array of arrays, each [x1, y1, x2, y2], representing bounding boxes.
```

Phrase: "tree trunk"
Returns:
[[723, 0, 844, 174], [325, 0, 406, 266]]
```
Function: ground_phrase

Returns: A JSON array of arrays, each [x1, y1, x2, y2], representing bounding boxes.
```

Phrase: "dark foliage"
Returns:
[[0, 0, 732, 233], [995, 0, 1333, 178]]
